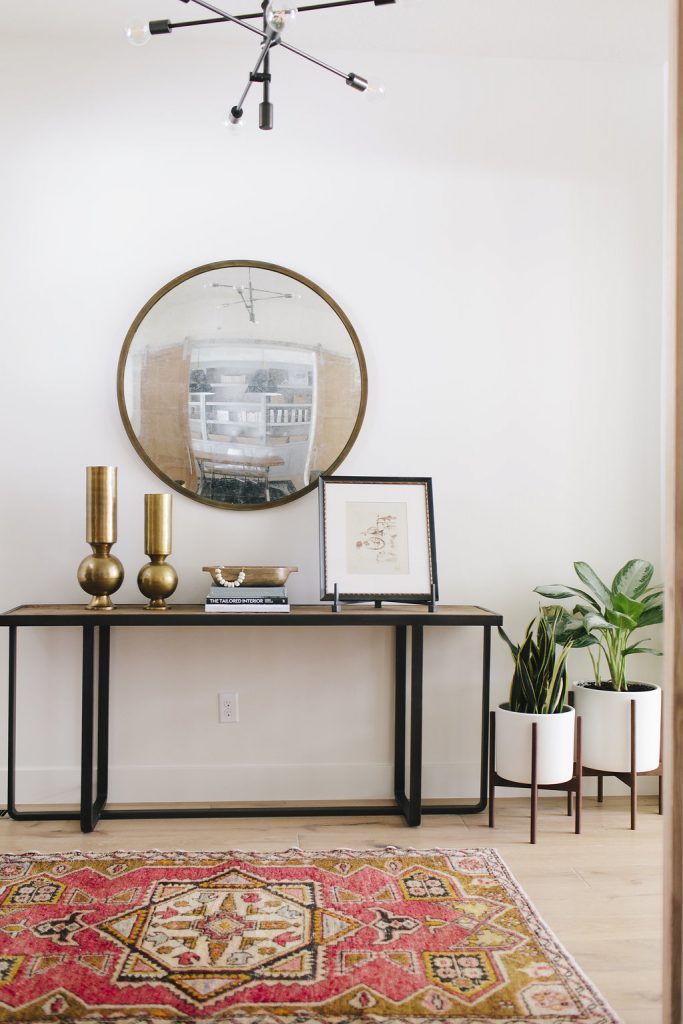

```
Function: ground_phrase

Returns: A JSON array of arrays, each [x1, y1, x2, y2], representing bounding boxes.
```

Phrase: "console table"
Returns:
[[2, 604, 502, 833]]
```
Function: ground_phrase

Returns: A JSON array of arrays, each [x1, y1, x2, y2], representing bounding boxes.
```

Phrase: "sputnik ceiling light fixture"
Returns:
[[126, 0, 396, 131], [211, 270, 296, 323]]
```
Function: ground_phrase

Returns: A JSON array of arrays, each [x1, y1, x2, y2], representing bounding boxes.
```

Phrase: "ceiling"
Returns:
[[0, 0, 667, 62]]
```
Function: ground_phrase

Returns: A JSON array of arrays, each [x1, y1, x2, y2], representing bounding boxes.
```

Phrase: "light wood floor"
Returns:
[[1, 796, 663, 1024]]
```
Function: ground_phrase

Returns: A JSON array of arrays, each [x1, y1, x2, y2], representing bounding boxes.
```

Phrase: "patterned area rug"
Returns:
[[0, 848, 620, 1023]]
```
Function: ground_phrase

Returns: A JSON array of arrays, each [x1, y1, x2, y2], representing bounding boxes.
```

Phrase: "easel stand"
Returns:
[[580, 698, 663, 830], [488, 711, 583, 844], [331, 583, 437, 613]]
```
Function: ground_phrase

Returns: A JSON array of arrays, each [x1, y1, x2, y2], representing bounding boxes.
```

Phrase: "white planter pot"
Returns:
[[572, 682, 661, 773], [495, 704, 576, 785]]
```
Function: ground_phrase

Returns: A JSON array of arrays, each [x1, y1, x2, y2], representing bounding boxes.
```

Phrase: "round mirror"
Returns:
[[117, 261, 367, 510]]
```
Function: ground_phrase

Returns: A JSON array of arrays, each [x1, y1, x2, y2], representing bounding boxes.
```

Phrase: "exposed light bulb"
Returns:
[[265, 1, 298, 35], [125, 18, 150, 46], [222, 107, 244, 131], [346, 73, 385, 100], [364, 78, 386, 103]]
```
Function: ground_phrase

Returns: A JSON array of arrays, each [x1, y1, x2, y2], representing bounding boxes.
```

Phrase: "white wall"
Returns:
[[0, 0, 666, 805]]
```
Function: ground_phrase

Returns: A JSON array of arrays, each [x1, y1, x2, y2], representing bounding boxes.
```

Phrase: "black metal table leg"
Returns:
[[7, 626, 79, 822], [407, 625, 423, 827], [478, 625, 492, 809], [393, 625, 407, 805], [7, 625, 16, 817], [95, 626, 110, 816], [80, 625, 97, 833], [422, 623, 492, 816], [394, 623, 422, 827]]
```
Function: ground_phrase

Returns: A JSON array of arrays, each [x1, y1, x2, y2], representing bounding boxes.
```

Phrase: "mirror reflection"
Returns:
[[118, 262, 367, 509]]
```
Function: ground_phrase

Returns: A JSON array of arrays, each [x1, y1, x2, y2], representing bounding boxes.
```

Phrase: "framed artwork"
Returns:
[[318, 475, 438, 603]]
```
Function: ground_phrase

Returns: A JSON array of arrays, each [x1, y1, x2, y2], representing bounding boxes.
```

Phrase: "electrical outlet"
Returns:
[[218, 692, 239, 723]]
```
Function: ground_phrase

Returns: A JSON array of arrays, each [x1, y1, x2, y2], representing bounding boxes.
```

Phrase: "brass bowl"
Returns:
[[203, 565, 298, 587]]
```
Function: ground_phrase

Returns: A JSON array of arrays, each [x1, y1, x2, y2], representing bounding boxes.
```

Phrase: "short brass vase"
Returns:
[[137, 493, 178, 610], [77, 466, 124, 611]]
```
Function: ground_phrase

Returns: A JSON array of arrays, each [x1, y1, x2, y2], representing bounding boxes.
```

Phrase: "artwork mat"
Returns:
[[319, 476, 438, 600]]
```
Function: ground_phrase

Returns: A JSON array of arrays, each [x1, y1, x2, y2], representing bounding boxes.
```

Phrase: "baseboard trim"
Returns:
[[1, 762, 657, 807], [0, 761, 483, 806]]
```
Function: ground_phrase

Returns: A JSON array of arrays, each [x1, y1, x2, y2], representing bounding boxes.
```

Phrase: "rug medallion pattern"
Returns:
[[0, 848, 620, 1023]]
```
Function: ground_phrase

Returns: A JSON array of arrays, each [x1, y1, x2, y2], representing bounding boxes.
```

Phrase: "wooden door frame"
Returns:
[[666, 2, 683, 1020]]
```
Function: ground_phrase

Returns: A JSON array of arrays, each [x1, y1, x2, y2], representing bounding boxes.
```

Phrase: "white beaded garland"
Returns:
[[214, 567, 246, 588]]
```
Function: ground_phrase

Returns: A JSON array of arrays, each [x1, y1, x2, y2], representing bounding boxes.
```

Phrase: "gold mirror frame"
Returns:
[[117, 261, 368, 511]]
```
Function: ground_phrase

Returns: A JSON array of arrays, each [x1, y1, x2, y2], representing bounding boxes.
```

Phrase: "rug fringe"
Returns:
[[0, 846, 500, 860]]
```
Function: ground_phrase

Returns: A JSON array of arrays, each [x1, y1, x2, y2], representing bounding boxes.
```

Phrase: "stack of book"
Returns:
[[205, 584, 290, 613]]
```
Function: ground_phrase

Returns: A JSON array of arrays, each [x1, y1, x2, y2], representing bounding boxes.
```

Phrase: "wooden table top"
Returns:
[[0, 604, 502, 627]]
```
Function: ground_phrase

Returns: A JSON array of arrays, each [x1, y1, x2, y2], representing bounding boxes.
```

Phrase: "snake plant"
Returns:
[[534, 559, 663, 692], [498, 611, 571, 714]]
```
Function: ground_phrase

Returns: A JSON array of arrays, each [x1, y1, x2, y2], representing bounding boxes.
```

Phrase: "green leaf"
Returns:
[[549, 608, 596, 647], [555, 621, 586, 640], [564, 633, 599, 649], [536, 628, 551, 679], [570, 589, 604, 611], [612, 559, 654, 599], [612, 593, 645, 621], [535, 585, 601, 610], [515, 659, 538, 713], [547, 649, 570, 713], [540, 604, 563, 617], [497, 626, 518, 656], [556, 608, 586, 628], [505, 615, 572, 714], [584, 612, 614, 631], [605, 608, 638, 630], [637, 605, 664, 627], [642, 590, 664, 608], [623, 643, 662, 656], [574, 562, 613, 609], [534, 585, 580, 599]]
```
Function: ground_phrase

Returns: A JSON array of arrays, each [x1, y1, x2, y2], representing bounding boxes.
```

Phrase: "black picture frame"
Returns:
[[318, 475, 438, 606]]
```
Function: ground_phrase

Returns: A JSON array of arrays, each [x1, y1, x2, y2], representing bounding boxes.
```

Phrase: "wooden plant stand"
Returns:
[[580, 697, 663, 830], [488, 711, 583, 844]]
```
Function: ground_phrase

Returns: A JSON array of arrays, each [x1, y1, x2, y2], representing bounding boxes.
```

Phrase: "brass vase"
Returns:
[[137, 493, 178, 610], [77, 466, 125, 610]]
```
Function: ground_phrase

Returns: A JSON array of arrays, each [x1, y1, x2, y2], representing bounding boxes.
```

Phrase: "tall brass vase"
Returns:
[[137, 493, 178, 610], [77, 466, 124, 610]]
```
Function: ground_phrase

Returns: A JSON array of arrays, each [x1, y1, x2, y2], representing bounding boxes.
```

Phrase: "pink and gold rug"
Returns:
[[0, 847, 619, 1022]]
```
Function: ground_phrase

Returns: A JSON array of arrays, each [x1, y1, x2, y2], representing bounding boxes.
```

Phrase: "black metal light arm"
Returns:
[[178, 0, 268, 38], [146, 0, 394, 130], [231, 30, 278, 123], [178, 0, 368, 88], [158, 0, 394, 30]]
